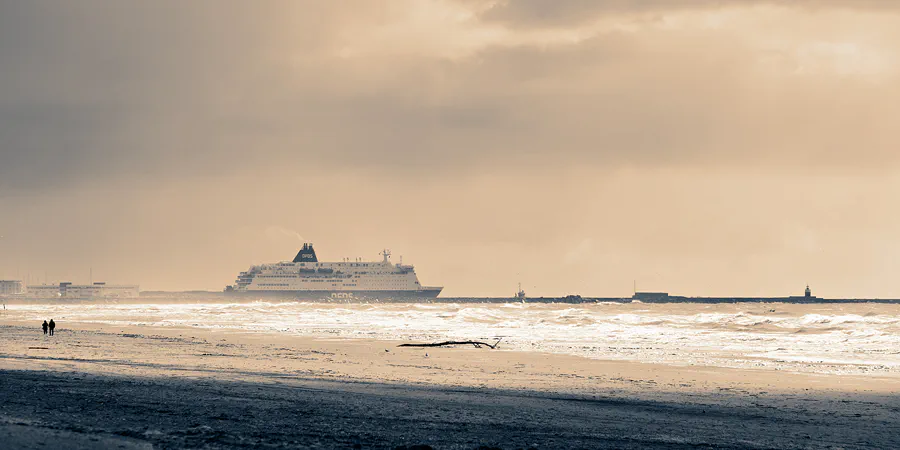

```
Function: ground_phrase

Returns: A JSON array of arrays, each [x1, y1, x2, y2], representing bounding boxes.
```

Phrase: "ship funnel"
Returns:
[[292, 243, 318, 263]]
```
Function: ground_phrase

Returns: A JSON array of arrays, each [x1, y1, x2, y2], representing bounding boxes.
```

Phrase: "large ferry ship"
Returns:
[[224, 244, 442, 301]]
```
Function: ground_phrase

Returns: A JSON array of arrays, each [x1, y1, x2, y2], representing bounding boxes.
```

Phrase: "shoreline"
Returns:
[[4, 301, 900, 378], [3, 318, 900, 394], [3, 319, 900, 448]]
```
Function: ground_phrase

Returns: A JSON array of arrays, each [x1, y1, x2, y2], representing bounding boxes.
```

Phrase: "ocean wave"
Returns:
[[7, 301, 900, 376]]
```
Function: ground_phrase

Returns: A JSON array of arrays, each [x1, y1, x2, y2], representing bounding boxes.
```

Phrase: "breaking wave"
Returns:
[[9, 300, 900, 376]]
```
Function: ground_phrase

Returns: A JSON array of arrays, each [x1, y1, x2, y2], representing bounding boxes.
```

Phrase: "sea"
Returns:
[[7, 300, 900, 376]]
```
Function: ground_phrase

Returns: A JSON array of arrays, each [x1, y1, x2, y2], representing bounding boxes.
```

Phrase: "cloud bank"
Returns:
[[1, 1, 899, 296]]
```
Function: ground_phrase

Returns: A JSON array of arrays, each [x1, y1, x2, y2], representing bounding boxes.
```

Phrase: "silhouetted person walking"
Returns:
[[42, 320, 48, 335], [48, 319, 55, 336]]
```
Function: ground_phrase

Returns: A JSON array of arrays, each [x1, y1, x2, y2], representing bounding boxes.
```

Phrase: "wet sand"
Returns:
[[2, 320, 899, 449]]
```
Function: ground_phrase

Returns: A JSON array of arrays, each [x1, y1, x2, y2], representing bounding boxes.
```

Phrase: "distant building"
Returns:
[[25, 285, 62, 298], [0, 280, 25, 295], [26, 282, 139, 299]]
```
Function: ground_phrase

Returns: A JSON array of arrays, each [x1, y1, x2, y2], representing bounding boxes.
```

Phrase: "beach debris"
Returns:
[[398, 338, 502, 349], [28, 347, 49, 350]]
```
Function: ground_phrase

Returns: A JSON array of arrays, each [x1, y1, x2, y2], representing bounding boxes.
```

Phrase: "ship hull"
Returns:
[[223, 288, 443, 302]]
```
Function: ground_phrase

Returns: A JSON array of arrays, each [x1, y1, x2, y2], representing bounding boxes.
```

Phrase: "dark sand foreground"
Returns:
[[2, 322, 899, 449]]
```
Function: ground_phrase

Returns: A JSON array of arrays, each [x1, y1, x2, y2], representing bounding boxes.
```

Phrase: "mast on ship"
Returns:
[[380, 249, 391, 263]]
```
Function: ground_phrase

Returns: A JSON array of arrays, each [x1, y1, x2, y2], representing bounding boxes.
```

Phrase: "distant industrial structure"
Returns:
[[0, 280, 25, 295], [632, 285, 820, 303], [25, 282, 139, 300], [632, 291, 670, 302], [0, 280, 139, 302]]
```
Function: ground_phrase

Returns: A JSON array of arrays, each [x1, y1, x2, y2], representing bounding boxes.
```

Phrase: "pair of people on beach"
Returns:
[[42, 319, 56, 336]]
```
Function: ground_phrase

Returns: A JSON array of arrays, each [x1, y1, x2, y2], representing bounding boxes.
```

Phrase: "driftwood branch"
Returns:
[[398, 338, 502, 349]]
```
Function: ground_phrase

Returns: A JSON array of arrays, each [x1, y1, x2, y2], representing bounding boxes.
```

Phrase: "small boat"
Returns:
[[515, 282, 526, 303]]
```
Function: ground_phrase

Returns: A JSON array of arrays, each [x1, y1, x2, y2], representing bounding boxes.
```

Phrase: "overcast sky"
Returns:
[[1, 1, 899, 297]]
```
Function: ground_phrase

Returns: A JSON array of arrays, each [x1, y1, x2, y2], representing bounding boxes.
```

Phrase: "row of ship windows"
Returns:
[[257, 279, 410, 283], [257, 275, 353, 279], [258, 272, 400, 277], [256, 275, 407, 281], [256, 282, 407, 287], [297, 263, 377, 267]]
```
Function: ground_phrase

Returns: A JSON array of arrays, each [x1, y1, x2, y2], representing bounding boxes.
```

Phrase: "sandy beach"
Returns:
[[6, 0, 900, 447], [2, 317, 899, 449]]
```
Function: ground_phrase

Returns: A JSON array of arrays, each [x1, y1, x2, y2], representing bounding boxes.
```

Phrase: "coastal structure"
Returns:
[[632, 291, 670, 302], [225, 244, 442, 300], [631, 285, 824, 303], [788, 284, 817, 301], [24, 282, 139, 301], [0, 280, 25, 296]]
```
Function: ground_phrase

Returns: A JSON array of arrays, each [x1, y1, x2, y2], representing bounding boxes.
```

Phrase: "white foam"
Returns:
[[9, 300, 900, 376]]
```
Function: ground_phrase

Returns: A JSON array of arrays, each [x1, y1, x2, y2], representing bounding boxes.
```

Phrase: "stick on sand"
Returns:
[[398, 338, 502, 349]]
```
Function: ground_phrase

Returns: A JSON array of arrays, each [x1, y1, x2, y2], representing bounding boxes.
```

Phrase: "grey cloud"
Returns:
[[2, 1, 899, 196], [478, 0, 900, 27], [479, 0, 723, 27], [301, 31, 900, 171], [0, 1, 333, 191]]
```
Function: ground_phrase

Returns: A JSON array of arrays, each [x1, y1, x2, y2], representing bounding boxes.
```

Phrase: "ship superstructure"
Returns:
[[225, 244, 442, 300], [515, 282, 526, 302]]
